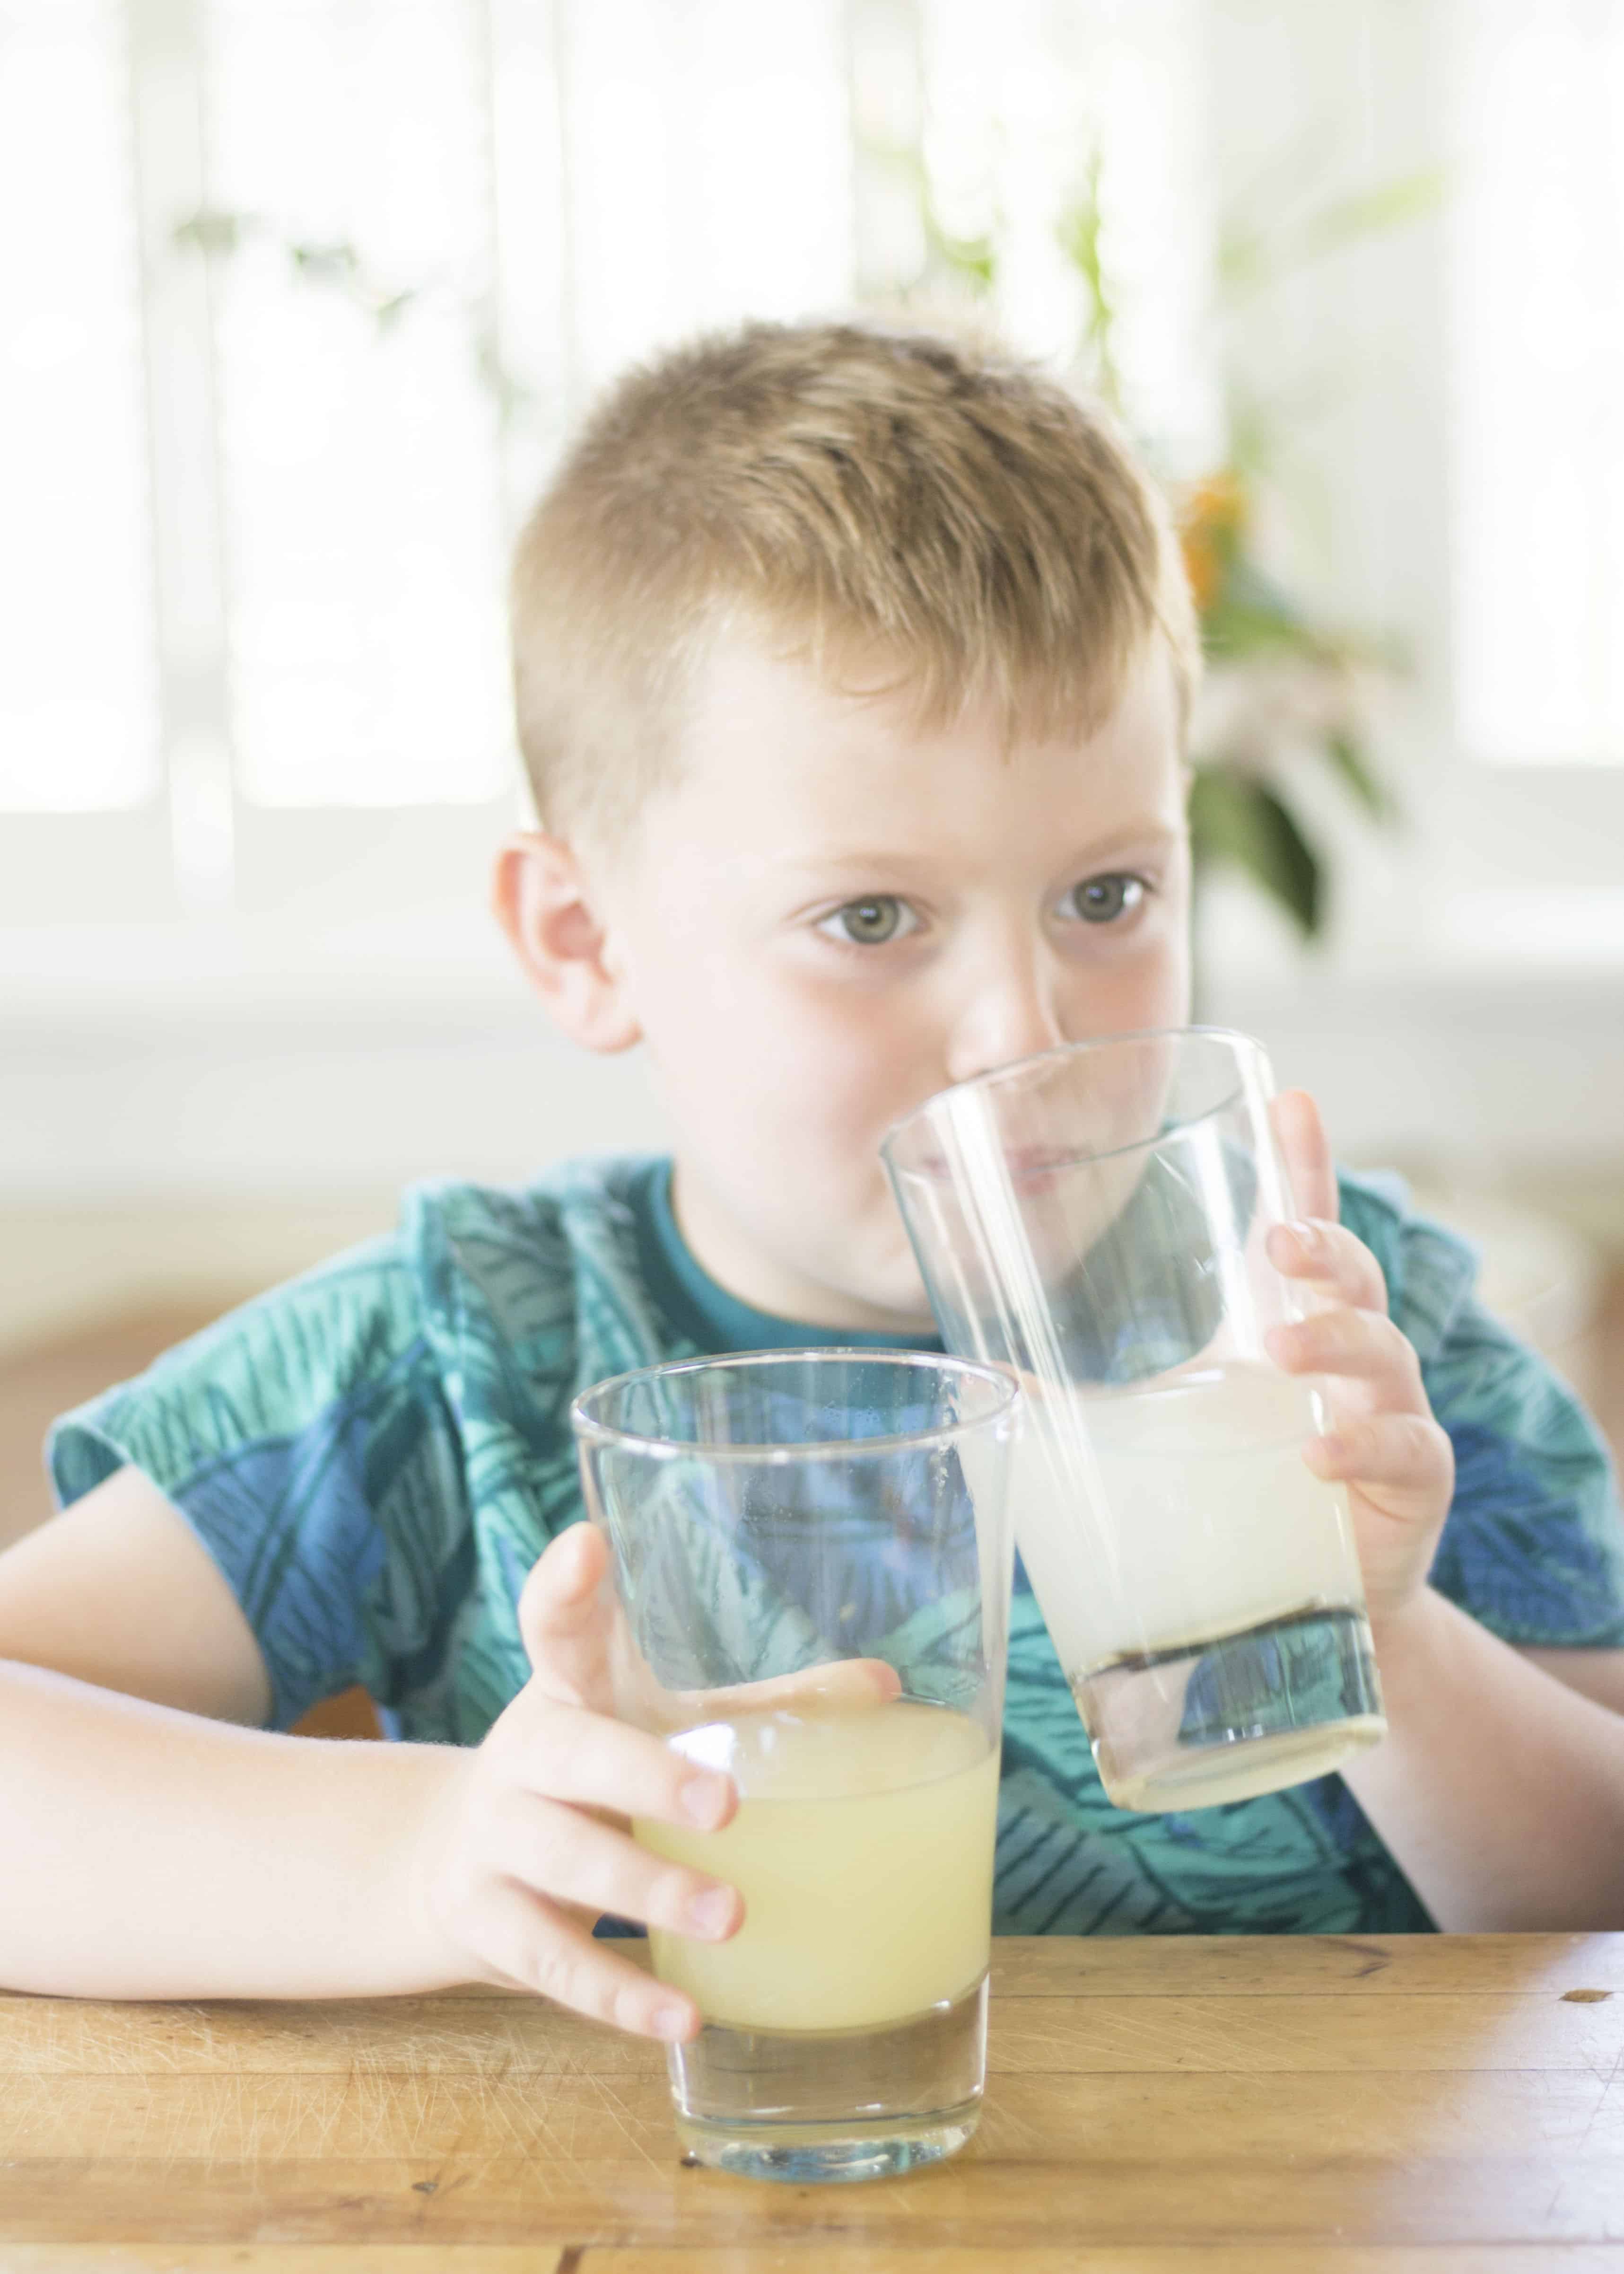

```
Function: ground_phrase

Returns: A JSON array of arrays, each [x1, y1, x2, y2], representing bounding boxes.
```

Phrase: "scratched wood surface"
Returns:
[[3, 1936, 1624, 2271]]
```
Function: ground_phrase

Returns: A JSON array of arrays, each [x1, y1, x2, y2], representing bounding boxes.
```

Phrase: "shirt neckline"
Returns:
[[627, 1157, 941, 1357]]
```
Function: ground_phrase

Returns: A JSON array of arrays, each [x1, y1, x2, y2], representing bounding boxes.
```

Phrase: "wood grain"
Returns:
[[5, 2252, 1624, 2274], [0, 2256, 566, 2273], [575, 2256, 1624, 2273], [3, 1936, 1623, 2262], [984, 1929, 1624, 1997], [7, 1979, 1619, 2076]]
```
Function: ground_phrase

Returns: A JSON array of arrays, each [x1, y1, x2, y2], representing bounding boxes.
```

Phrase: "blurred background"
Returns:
[[3, 0, 1622, 1547]]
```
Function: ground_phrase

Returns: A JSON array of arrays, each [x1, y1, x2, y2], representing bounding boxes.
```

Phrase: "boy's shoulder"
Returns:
[[47, 1154, 688, 1736], [1333, 1165, 1480, 1363], [1338, 1165, 1624, 1648], [52, 1153, 680, 1512], [407, 1151, 672, 1382]]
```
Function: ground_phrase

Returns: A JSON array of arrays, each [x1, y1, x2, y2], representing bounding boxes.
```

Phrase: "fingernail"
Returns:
[[688, 1887, 737, 1938], [652, 2004, 692, 2042], [679, 1774, 728, 1828], [1317, 1432, 1349, 1465], [1288, 1219, 1324, 1256]]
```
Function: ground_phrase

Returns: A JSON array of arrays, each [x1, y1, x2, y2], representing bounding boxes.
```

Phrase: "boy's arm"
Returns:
[[1521, 1646, 1624, 1713], [0, 1466, 272, 1725], [0, 1478, 739, 2021], [1269, 1093, 1624, 1930], [0, 1654, 458, 1998], [0, 1467, 445, 1996], [1339, 1591, 1624, 1930]]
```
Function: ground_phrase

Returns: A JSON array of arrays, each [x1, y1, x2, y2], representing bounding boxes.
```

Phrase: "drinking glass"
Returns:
[[572, 1348, 1020, 2184], [882, 1027, 1386, 1814]]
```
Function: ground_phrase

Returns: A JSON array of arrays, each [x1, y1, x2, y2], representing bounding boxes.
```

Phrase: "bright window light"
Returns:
[[1448, 0, 1624, 766], [917, 0, 1221, 475], [558, 0, 851, 398], [206, 0, 512, 808], [0, 0, 1220, 826], [0, 0, 158, 812]]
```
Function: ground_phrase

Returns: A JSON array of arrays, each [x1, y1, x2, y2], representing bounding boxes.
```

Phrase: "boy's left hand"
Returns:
[[1263, 1089, 1456, 1637]]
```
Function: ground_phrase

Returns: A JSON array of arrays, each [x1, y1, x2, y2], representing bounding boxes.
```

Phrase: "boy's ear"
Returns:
[[492, 832, 642, 1054]]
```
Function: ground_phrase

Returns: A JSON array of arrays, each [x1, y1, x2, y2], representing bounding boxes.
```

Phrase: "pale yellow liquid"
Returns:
[[634, 1702, 999, 2034]]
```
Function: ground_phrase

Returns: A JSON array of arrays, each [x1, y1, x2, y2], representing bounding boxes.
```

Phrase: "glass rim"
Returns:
[[879, 1024, 1267, 1176], [569, 1345, 1021, 1464]]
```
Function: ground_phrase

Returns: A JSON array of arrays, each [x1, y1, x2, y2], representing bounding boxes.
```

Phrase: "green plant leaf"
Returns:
[[1323, 730, 1394, 822], [173, 207, 254, 259], [927, 220, 995, 289], [1188, 769, 1322, 937], [1219, 166, 1445, 298], [1300, 168, 1446, 263], [1055, 150, 1121, 406], [1202, 595, 1314, 661]]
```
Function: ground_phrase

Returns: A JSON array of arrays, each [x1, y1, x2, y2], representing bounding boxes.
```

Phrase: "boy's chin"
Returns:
[[840, 1256, 937, 1337]]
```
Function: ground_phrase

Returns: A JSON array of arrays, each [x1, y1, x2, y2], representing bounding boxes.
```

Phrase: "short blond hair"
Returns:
[[510, 319, 1198, 840]]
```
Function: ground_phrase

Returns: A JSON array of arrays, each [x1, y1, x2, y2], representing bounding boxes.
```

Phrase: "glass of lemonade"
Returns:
[[882, 1028, 1387, 1816], [571, 1348, 1019, 2184]]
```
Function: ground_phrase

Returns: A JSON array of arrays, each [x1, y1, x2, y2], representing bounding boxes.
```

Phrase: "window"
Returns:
[[1448, 0, 1624, 769], [0, 0, 157, 813], [206, 0, 511, 811], [0, 0, 1265, 952]]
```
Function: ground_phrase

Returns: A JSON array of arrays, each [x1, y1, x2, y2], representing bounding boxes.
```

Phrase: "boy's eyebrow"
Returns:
[[771, 821, 1183, 880]]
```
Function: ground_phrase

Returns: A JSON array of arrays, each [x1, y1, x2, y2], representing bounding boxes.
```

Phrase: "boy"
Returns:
[[5, 321, 1624, 2046]]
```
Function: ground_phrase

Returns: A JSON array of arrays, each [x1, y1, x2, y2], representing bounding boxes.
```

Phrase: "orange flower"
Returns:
[[1177, 470, 1247, 615]]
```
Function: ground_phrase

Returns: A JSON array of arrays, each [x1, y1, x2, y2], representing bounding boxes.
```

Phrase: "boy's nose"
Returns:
[[943, 958, 1068, 1088]]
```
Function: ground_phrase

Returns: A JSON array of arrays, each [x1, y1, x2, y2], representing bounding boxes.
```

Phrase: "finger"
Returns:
[[1265, 1218, 1388, 1314], [1270, 1089, 1338, 1224], [516, 1524, 614, 1708], [493, 1697, 738, 1832], [489, 1789, 744, 1942], [463, 1877, 703, 2042], [1303, 1410, 1455, 1509], [1265, 1308, 1426, 1410]]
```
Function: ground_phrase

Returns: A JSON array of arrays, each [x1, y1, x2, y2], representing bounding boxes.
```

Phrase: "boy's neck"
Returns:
[[668, 1157, 932, 1338]]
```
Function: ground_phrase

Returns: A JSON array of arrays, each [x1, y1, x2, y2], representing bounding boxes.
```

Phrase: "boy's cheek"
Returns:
[[734, 982, 935, 1129]]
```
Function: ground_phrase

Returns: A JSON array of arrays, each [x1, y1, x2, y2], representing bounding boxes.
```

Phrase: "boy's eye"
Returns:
[[1066, 873, 1146, 925], [820, 896, 917, 946]]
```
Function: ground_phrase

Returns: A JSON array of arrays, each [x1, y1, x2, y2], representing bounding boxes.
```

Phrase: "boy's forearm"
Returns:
[[1345, 1589, 1624, 1931], [0, 1659, 465, 2000]]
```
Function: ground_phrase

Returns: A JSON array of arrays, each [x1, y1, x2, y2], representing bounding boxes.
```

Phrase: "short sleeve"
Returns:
[[47, 1236, 475, 1731], [1338, 1171, 1624, 1649]]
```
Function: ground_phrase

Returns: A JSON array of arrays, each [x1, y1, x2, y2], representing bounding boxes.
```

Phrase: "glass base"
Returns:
[[675, 2105, 979, 2183], [666, 1975, 986, 2185], [1074, 1603, 1387, 1812]]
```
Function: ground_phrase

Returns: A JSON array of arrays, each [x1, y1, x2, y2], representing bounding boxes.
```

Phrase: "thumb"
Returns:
[[516, 1521, 615, 1710]]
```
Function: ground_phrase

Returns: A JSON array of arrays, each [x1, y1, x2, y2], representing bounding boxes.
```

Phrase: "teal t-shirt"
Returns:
[[50, 1155, 1624, 1937]]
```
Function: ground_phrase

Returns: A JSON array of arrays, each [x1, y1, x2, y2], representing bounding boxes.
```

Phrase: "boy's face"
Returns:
[[587, 629, 1191, 1330]]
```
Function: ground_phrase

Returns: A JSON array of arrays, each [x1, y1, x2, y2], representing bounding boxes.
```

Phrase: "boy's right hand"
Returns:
[[407, 1523, 742, 2043]]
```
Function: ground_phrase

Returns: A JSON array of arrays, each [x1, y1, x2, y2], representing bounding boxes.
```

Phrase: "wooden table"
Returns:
[[4, 1934, 1624, 2271]]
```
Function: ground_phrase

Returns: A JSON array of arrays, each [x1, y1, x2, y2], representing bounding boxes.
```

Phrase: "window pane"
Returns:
[[1449, 0, 1624, 765], [915, 0, 1221, 474], [557, 0, 851, 400], [0, 0, 158, 812], [205, 0, 511, 807]]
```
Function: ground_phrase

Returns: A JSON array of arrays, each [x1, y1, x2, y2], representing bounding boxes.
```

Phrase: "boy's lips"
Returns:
[[902, 1145, 1078, 1190], [1007, 1148, 1076, 1185]]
